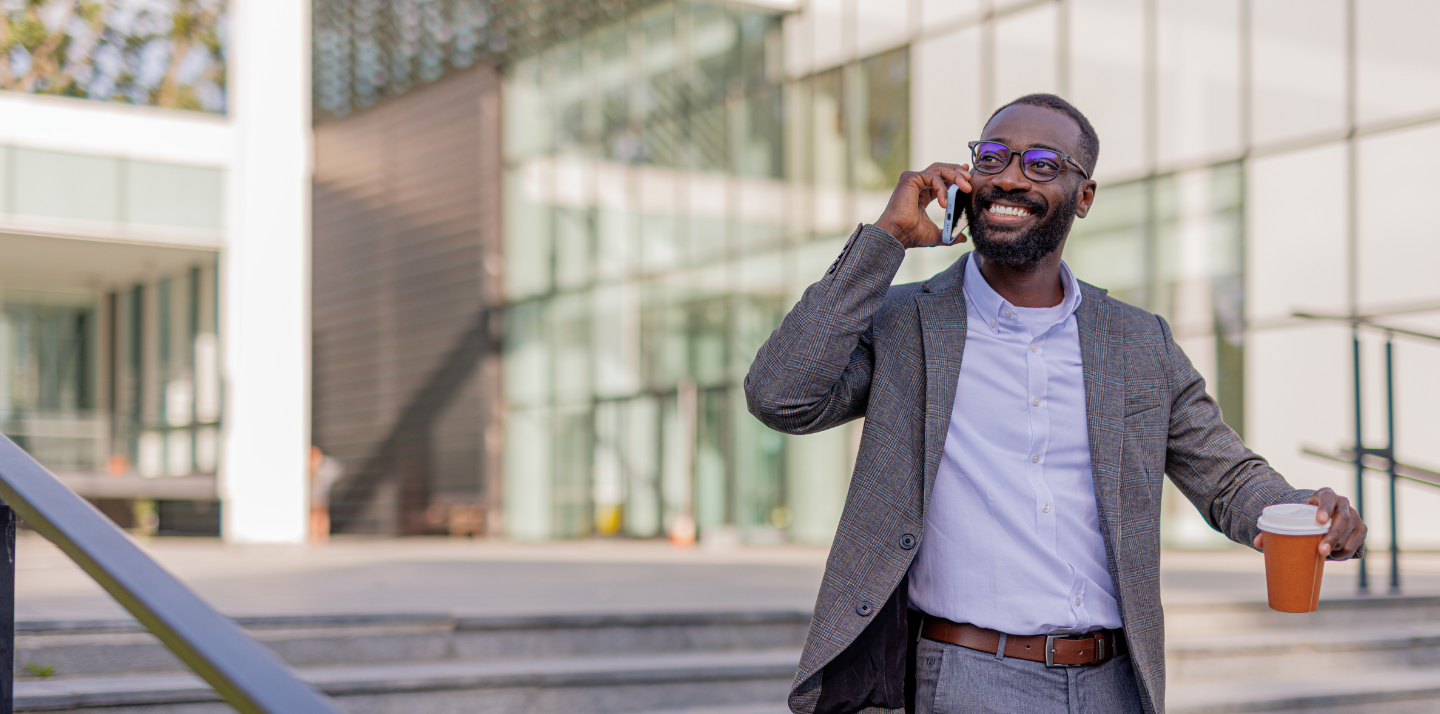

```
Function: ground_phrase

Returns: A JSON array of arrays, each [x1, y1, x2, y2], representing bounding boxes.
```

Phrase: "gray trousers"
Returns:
[[914, 636, 1145, 714]]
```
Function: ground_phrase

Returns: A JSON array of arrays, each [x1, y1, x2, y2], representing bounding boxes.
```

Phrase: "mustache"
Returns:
[[971, 188, 1047, 215]]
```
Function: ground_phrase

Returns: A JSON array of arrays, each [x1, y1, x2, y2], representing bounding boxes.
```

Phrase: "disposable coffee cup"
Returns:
[[1258, 503, 1330, 613]]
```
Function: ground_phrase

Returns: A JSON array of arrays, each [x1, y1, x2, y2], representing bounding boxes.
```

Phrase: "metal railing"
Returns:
[[0, 434, 346, 713], [1294, 309, 1440, 597]]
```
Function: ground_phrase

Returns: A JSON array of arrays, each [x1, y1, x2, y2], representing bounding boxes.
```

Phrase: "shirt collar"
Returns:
[[963, 252, 1084, 330]]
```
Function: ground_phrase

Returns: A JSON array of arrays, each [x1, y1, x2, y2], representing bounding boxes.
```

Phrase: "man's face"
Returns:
[[965, 105, 1096, 268]]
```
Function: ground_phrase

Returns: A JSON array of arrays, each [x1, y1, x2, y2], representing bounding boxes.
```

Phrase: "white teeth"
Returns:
[[988, 204, 1031, 217]]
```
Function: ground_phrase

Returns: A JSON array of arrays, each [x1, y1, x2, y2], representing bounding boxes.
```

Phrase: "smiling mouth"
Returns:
[[985, 202, 1034, 220]]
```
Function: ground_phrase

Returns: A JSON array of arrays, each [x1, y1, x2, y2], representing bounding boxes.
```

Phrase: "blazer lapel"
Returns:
[[915, 253, 970, 512], [1076, 281, 1123, 550]]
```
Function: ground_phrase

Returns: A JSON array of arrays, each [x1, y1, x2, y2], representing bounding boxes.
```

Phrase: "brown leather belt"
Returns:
[[921, 616, 1126, 668]]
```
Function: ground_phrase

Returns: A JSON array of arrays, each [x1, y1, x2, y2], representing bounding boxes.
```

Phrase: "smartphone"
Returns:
[[941, 182, 968, 245]]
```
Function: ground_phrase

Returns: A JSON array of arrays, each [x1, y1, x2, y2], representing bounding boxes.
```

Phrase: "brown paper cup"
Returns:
[[1262, 532, 1325, 613]]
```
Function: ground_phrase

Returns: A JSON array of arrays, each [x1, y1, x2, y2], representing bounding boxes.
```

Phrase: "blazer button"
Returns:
[[856, 601, 875, 617], [899, 534, 916, 550]]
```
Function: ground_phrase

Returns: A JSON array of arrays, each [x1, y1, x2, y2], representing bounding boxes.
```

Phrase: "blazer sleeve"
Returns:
[[1157, 315, 1361, 559], [744, 223, 907, 435]]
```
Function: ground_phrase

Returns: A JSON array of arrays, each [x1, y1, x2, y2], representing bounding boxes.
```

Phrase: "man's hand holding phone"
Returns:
[[873, 162, 972, 249]]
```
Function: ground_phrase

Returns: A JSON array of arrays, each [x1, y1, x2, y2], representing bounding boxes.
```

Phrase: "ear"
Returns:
[[1073, 179, 1097, 218]]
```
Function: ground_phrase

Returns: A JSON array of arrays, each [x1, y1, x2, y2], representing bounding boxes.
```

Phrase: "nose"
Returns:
[[992, 155, 1032, 192]]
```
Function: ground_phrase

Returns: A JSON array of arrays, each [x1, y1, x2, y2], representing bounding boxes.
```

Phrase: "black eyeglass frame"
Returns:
[[967, 140, 1091, 182]]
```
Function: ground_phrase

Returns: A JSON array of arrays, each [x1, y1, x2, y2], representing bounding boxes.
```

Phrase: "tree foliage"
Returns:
[[0, 0, 226, 113]]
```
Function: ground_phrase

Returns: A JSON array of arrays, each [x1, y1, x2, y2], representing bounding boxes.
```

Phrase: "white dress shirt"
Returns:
[[908, 256, 1122, 635]]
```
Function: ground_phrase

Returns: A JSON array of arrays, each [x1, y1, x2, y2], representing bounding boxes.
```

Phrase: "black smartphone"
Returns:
[[941, 182, 968, 245]]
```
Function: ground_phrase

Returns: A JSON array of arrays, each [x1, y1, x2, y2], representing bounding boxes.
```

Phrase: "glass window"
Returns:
[[503, 407, 553, 541], [1357, 0, 1440, 125], [553, 405, 594, 538], [810, 0, 845, 72], [994, 3, 1059, 104], [503, 299, 551, 408], [504, 59, 553, 164], [591, 283, 641, 398], [13, 149, 120, 224], [1251, 0, 1346, 147], [811, 68, 850, 235], [852, 48, 911, 191], [504, 167, 555, 300], [1067, 180, 1148, 307], [920, 0, 980, 28], [1246, 144, 1348, 323], [855, 0, 909, 58], [126, 161, 224, 231], [1070, 0, 1146, 181], [1356, 122, 1440, 309], [622, 396, 662, 537], [914, 27, 983, 171], [1156, 0, 1242, 167]]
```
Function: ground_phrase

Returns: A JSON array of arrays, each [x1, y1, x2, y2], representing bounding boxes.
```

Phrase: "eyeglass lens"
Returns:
[[971, 142, 1065, 181]]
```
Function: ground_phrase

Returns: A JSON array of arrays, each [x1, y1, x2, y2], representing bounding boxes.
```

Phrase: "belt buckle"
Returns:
[[1044, 634, 1083, 668]]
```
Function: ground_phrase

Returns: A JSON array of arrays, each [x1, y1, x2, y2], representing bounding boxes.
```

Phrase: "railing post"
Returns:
[[1352, 324, 1368, 594], [1385, 333, 1400, 595], [1, 503, 13, 713]]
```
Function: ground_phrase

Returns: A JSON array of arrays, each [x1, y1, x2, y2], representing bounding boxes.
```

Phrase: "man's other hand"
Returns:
[[874, 163, 972, 249], [1251, 487, 1367, 559]]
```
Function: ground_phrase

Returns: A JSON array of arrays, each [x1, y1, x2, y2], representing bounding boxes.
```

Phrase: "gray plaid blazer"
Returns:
[[745, 224, 1319, 714]]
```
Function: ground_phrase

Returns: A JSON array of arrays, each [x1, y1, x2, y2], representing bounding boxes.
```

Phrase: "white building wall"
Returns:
[[221, 0, 314, 544], [783, 0, 1440, 553]]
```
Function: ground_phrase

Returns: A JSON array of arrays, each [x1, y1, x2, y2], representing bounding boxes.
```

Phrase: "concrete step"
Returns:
[[1168, 668, 1440, 714], [1168, 623, 1440, 683], [17, 648, 801, 714], [15, 610, 810, 680], [631, 706, 790, 714], [1164, 596, 1440, 638]]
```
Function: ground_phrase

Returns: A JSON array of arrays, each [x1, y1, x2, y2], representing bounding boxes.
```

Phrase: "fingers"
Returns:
[[1253, 533, 1264, 550], [914, 171, 949, 208], [1309, 489, 1359, 558], [1307, 488, 1338, 524], [922, 162, 974, 196], [1340, 519, 1368, 559]]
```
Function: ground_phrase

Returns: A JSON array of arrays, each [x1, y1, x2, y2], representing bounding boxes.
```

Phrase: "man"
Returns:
[[744, 94, 1366, 714]]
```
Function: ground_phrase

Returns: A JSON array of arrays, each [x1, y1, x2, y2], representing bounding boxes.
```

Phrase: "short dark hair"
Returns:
[[984, 94, 1099, 177]]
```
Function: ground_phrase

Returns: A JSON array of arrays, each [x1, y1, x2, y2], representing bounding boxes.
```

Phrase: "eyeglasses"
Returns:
[[967, 141, 1090, 182]]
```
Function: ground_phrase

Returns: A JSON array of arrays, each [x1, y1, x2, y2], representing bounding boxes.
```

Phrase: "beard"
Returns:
[[966, 186, 1078, 269]]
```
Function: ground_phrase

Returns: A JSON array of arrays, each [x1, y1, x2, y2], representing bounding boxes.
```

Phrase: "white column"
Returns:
[[220, 0, 313, 543]]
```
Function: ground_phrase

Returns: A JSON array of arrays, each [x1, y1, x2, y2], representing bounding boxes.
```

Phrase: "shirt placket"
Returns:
[[1018, 314, 1056, 552]]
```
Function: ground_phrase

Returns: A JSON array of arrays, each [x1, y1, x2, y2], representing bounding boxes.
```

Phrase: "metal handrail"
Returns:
[[1291, 309, 1440, 596], [0, 434, 346, 714]]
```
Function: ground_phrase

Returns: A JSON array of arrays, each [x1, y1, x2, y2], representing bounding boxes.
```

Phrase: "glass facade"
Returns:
[[499, 0, 1440, 546], [500, 1, 954, 545], [0, 0, 227, 112], [312, 0, 661, 122]]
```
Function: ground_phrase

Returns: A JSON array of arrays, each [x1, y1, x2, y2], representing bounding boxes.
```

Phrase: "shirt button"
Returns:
[[1030, 343, 1038, 352], [1031, 453, 1040, 463], [1003, 308, 1013, 318], [1075, 596, 1083, 606], [989, 319, 996, 328], [1032, 397, 1041, 406], [1043, 503, 1051, 513]]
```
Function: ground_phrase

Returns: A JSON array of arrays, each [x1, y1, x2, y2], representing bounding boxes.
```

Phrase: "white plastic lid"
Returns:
[[1257, 503, 1329, 536]]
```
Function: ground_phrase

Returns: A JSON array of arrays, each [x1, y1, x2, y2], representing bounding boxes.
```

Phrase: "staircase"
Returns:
[[13, 611, 805, 713], [1167, 595, 1440, 713], [18, 596, 1440, 713]]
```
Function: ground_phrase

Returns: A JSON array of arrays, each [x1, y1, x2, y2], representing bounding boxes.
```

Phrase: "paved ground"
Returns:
[[15, 533, 1440, 622]]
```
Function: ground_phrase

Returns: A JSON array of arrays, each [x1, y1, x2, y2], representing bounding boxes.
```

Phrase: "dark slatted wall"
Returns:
[[312, 65, 504, 535]]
